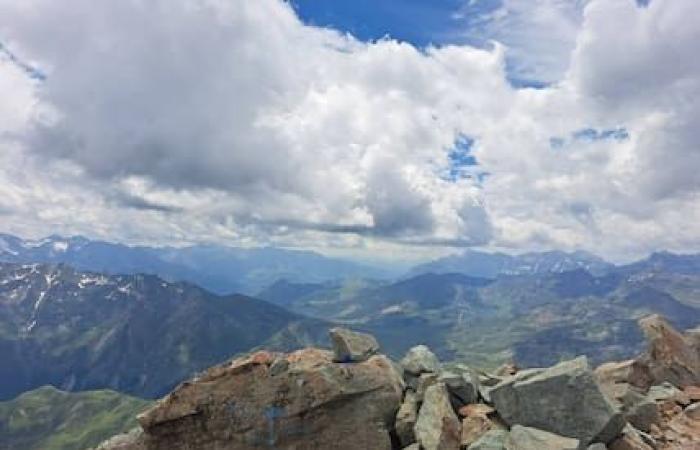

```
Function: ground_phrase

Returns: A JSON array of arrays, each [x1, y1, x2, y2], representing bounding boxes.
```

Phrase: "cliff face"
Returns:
[[97, 317, 700, 450]]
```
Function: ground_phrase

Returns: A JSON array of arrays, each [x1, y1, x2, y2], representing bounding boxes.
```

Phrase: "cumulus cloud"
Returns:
[[0, 0, 698, 261]]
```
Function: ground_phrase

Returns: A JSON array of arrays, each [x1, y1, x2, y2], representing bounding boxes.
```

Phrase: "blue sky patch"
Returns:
[[441, 134, 489, 184], [551, 127, 630, 149]]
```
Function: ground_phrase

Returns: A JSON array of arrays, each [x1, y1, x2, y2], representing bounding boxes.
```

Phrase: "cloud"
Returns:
[[0, 0, 698, 262]]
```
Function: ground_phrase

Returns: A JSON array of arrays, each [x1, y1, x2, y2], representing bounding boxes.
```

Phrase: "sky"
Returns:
[[0, 0, 699, 263]]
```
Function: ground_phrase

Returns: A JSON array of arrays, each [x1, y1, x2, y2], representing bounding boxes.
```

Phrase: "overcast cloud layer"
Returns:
[[0, 0, 698, 262]]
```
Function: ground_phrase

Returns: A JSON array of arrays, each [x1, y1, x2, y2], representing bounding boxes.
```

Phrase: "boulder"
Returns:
[[505, 425, 579, 450], [491, 356, 624, 446], [468, 429, 508, 450], [328, 327, 379, 362], [402, 444, 420, 450], [106, 348, 403, 450], [638, 314, 700, 388], [414, 382, 461, 450], [402, 345, 441, 376], [395, 390, 418, 447]]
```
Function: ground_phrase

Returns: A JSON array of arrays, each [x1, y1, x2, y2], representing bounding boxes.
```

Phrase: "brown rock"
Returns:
[[462, 414, 495, 448], [458, 403, 495, 418], [638, 315, 700, 388], [107, 348, 403, 450], [685, 386, 700, 402]]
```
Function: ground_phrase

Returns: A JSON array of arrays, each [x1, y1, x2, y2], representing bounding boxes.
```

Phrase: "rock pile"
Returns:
[[97, 318, 700, 450]]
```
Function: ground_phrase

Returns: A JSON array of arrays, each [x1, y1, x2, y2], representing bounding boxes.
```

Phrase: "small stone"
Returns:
[[402, 444, 420, 450], [401, 345, 441, 375], [587, 444, 607, 450], [268, 357, 289, 376], [684, 402, 700, 420], [505, 425, 579, 450], [328, 327, 380, 363], [647, 382, 690, 405]]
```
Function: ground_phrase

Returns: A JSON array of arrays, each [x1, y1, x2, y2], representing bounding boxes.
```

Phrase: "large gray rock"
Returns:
[[505, 425, 579, 450], [395, 390, 418, 447], [491, 356, 624, 446], [401, 345, 441, 375], [468, 429, 508, 450], [328, 327, 379, 362], [415, 382, 461, 450]]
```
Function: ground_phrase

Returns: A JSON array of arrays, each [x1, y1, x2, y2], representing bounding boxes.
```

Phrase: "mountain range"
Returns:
[[0, 262, 331, 401], [0, 234, 389, 295]]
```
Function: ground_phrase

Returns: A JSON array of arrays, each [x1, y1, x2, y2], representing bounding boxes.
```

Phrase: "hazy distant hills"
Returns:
[[0, 262, 331, 401], [406, 249, 614, 278], [0, 234, 389, 295], [0, 386, 149, 450], [259, 268, 700, 368]]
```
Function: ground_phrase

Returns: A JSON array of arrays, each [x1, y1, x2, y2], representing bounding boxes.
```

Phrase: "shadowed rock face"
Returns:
[[109, 349, 403, 450], [490, 356, 625, 446]]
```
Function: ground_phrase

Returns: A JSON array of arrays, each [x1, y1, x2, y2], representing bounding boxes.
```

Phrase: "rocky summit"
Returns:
[[97, 319, 700, 450]]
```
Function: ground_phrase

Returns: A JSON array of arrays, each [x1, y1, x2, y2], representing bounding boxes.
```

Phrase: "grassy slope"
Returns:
[[0, 386, 150, 450]]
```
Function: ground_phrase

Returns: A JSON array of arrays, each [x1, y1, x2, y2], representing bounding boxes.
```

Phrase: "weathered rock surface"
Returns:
[[505, 425, 579, 450], [638, 314, 700, 388], [609, 424, 655, 450], [414, 382, 461, 450], [396, 390, 418, 447], [491, 356, 624, 446], [402, 345, 441, 375], [329, 327, 380, 362], [104, 348, 403, 450], [469, 429, 508, 450]]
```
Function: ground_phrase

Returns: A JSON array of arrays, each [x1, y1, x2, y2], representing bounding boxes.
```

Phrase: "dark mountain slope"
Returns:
[[0, 263, 331, 400]]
